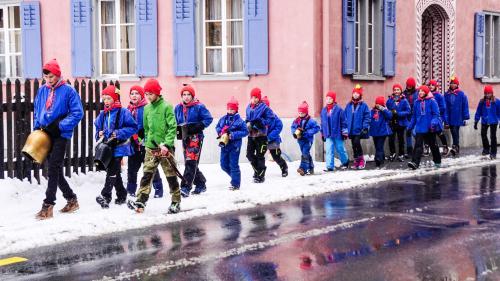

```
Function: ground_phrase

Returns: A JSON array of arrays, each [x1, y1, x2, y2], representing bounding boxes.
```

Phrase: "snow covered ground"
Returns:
[[0, 154, 498, 256]]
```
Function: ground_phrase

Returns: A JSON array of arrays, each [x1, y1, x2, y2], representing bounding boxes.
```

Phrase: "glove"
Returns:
[[321, 136, 326, 142], [361, 128, 368, 136], [106, 138, 118, 147], [187, 122, 205, 135], [43, 119, 61, 138], [474, 122, 478, 130], [137, 129, 145, 139], [391, 109, 397, 116], [252, 119, 265, 130], [463, 120, 468, 126]]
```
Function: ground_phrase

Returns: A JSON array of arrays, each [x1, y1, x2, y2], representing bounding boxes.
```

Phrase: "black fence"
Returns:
[[0, 79, 119, 184]]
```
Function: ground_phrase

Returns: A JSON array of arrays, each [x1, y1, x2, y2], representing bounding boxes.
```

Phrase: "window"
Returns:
[[354, 0, 381, 76], [202, 0, 244, 74], [485, 13, 500, 79], [98, 0, 135, 76], [0, 5, 21, 78]]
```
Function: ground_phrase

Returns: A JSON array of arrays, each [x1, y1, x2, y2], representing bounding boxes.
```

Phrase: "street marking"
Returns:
[[0, 257, 28, 266], [96, 217, 375, 281]]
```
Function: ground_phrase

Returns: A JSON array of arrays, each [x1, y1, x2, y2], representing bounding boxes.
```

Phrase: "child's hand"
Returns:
[[111, 132, 117, 138], [98, 131, 104, 138]]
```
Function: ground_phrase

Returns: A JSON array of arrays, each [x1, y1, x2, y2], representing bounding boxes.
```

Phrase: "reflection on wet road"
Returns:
[[2, 164, 500, 281]]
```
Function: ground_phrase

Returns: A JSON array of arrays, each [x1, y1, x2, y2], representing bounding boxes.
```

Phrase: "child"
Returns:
[[403, 77, 419, 156], [369, 96, 393, 168], [407, 86, 442, 169], [95, 85, 137, 208], [320, 91, 349, 171], [444, 76, 470, 156], [429, 80, 449, 156], [386, 84, 410, 162], [126, 85, 164, 198], [216, 97, 249, 190], [262, 96, 288, 177], [345, 85, 371, 169], [245, 88, 276, 183], [291, 101, 320, 175], [174, 85, 213, 197], [474, 85, 500, 159]]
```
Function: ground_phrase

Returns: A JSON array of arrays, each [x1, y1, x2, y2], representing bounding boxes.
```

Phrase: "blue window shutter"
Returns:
[[71, 0, 93, 77], [244, 0, 269, 75], [136, 0, 158, 77], [474, 12, 486, 79], [21, 1, 42, 79], [342, 0, 356, 75], [173, 0, 196, 76], [382, 0, 396, 76]]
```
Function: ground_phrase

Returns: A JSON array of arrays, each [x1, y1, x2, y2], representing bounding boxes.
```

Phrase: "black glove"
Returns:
[[106, 138, 118, 147], [321, 136, 326, 142], [474, 122, 478, 130], [361, 128, 369, 136], [187, 122, 205, 135], [43, 120, 61, 138], [252, 119, 265, 130], [138, 128, 145, 139], [391, 109, 397, 116]]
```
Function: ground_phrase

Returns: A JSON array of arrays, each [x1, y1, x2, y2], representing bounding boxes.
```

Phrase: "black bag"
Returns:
[[94, 109, 122, 171], [176, 124, 189, 140]]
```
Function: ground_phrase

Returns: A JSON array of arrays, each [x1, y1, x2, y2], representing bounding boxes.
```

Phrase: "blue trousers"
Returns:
[[372, 136, 387, 166], [325, 137, 349, 170], [298, 140, 314, 171], [450, 125, 460, 146], [220, 144, 242, 188]]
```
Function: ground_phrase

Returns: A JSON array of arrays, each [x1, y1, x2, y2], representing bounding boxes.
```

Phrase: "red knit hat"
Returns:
[[326, 91, 337, 102], [392, 84, 403, 92], [102, 85, 120, 102], [429, 80, 438, 87], [227, 96, 239, 111], [419, 85, 430, 95], [406, 77, 416, 89], [180, 85, 196, 97], [450, 75, 459, 85], [484, 85, 494, 94], [130, 85, 145, 99], [42, 59, 62, 77], [144, 79, 162, 96], [352, 84, 363, 95], [375, 96, 385, 106], [262, 96, 270, 107], [298, 101, 309, 114], [250, 87, 262, 100]]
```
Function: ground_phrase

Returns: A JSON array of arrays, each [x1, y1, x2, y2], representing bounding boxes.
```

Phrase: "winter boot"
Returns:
[[441, 146, 449, 156], [127, 200, 145, 213], [490, 154, 497, 160], [115, 197, 127, 205], [340, 161, 349, 170], [229, 186, 240, 191], [153, 179, 164, 198], [281, 167, 288, 177], [180, 186, 191, 198], [350, 157, 360, 169], [168, 201, 181, 214], [397, 155, 405, 162], [450, 145, 459, 157], [60, 197, 79, 213], [297, 167, 306, 176], [126, 183, 137, 197], [357, 156, 366, 170], [407, 161, 418, 170], [253, 176, 265, 183], [389, 153, 397, 162], [482, 149, 490, 156], [306, 168, 314, 175], [35, 203, 54, 220], [192, 185, 207, 195], [96, 195, 111, 209]]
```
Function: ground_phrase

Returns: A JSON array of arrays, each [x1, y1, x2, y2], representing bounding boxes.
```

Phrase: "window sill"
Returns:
[[94, 76, 141, 82], [481, 77, 500, 84], [351, 74, 386, 81], [192, 75, 250, 81]]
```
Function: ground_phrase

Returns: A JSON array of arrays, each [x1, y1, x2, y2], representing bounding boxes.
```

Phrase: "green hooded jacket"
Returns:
[[143, 96, 177, 149]]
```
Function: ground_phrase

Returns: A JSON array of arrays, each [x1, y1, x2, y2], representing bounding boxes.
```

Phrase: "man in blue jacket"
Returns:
[[444, 76, 470, 156], [262, 96, 288, 177], [474, 85, 500, 159], [175, 85, 213, 197], [34, 59, 84, 220]]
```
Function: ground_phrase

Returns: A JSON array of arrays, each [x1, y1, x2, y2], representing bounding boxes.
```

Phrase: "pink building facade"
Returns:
[[2, 0, 500, 162]]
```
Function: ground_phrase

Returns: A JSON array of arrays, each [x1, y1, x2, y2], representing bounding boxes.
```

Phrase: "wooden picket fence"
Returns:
[[0, 78, 119, 184]]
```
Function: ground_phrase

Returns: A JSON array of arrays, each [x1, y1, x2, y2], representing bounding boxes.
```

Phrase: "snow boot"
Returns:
[[306, 168, 314, 175], [482, 149, 490, 156], [153, 180, 164, 198], [350, 157, 360, 169], [126, 183, 137, 197], [281, 167, 288, 177], [229, 186, 240, 191], [340, 161, 349, 170], [407, 161, 418, 170], [441, 146, 449, 156], [168, 201, 181, 214], [96, 195, 111, 209], [127, 200, 145, 213], [60, 197, 79, 213], [115, 197, 126, 205], [253, 176, 265, 183], [192, 185, 207, 195], [180, 186, 191, 198], [357, 156, 366, 170], [297, 167, 306, 176], [35, 203, 54, 220]]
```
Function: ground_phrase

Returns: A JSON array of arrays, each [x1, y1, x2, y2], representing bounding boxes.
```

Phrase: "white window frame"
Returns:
[[485, 12, 500, 79], [201, 0, 244, 75], [97, 0, 136, 77], [0, 4, 22, 79], [354, 0, 383, 79]]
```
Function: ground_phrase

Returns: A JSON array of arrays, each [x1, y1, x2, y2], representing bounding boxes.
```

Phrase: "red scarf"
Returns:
[[448, 87, 460, 95], [104, 101, 122, 113], [181, 98, 200, 118], [326, 103, 335, 113], [127, 98, 147, 119], [373, 109, 380, 121], [417, 93, 434, 114], [45, 79, 66, 110], [484, 95, 493, 107]]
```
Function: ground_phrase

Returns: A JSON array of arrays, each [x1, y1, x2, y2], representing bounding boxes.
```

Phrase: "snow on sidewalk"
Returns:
[[0, 155, 498, 256]]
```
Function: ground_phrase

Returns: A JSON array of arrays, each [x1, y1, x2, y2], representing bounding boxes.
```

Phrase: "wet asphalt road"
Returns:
[[2, 163, 500, 281]]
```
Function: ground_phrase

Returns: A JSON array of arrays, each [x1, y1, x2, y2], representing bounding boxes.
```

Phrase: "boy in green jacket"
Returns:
[[127, 79, 181, 214]]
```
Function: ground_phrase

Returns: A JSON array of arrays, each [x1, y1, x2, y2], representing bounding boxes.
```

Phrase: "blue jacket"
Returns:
[[408, 97, 441, 134], [174, 101, 213, 136], [245, 102, 276, 136], [444, 89, 470, 126], [475, 98, 500, 125], [95, 107, 138, 157], [369, 108, 393, 137], [267, 113, 283, 144], [291, 116, 320, 143], [432, 91, 448, 124], [403, 89, 419, 110], [344, 101, 371, 137], [33, 82, 84, 139], [320, 104, 347, 139], [127, 105, 146, 147], [386, 96, 411, 127], [215, 113, 249, 149]]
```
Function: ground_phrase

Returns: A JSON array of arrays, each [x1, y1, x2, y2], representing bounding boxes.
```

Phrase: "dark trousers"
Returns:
[[438, 132, 448, 147], [101, 157, 127, 201], [412, 133, 441, 167], [481, 124, 498, 156], [389, 124, 405, 156], [373, 136, 387, 166], [44, 137, 76, 205], [246, 136, 268, 178], [450, 126, 460, 147], [127, 148, 163, 195], [181, 136, 206, 190], [406, 129, 413, 155], [350, 135, 363, 158], [269, 148, 288, 172]]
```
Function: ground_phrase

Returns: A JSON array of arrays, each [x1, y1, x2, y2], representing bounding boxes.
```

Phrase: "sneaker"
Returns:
[[281, 168, 288, 177], [180, 187, 191, 198], [35, 203, 54, 220], [96, 195, 110, 209], [324, 168, 334, 172], [253, 176, 265, 183], [115, 198, 126, 205], [297, 168, 306, 176], [128, 192, 136, 197], [389, 153, 397, 162], [397, 155, 405, 162], [168, 202, 181, 214], [357, 157, 366, 170], [192, 185, 207, 195], [407, 161, 418, 170], [127, 200, 145, 213], [229, 186, 240, 191], [350, 158, 360, 169], [60, 198, 79, 213], [306, 169, 314, 175], [441, 146, 449, 156], [340, 162, 349, 170], [482, 149, 490, 156]]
